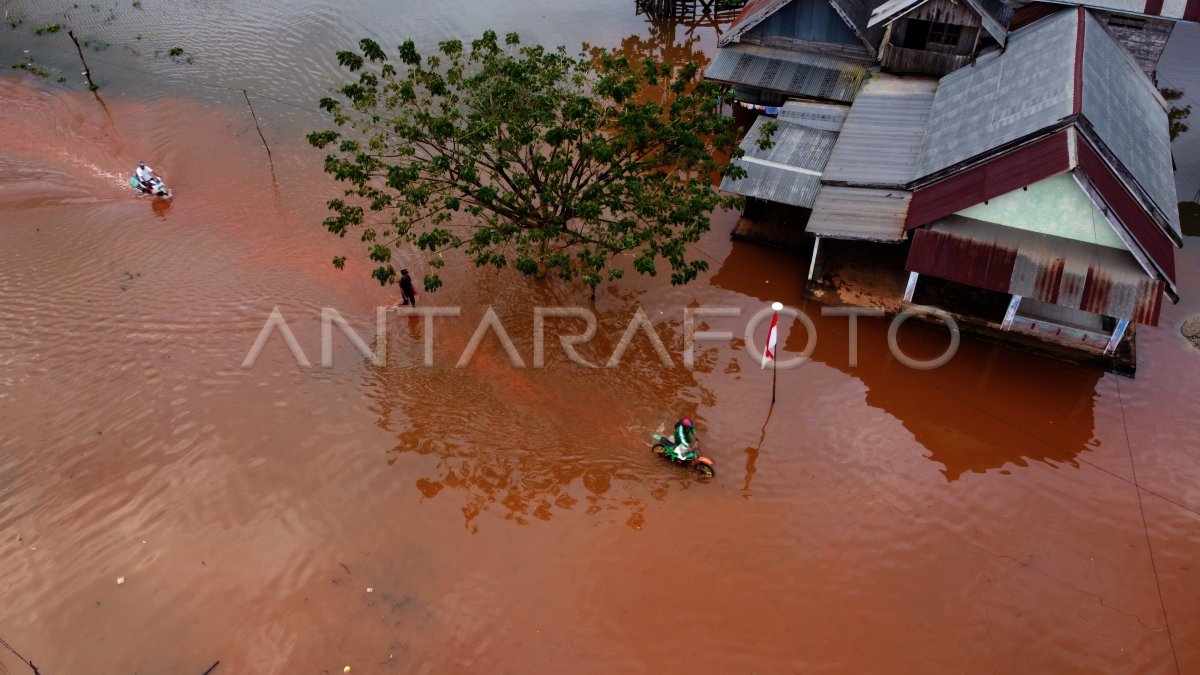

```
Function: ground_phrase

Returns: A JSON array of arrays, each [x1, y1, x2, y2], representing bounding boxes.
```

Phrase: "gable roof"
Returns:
[[703, 42, 872, 103], [907, 7, 1180, 296], [914, 10, 1077, 180], [806, 73, 937, 241], [722, 0, 804, 45], [867, 0, 1011, 44], [720, 0, 886, 53]]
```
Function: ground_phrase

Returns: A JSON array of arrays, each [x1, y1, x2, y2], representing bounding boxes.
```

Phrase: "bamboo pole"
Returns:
[[67, 30, 97, 91]]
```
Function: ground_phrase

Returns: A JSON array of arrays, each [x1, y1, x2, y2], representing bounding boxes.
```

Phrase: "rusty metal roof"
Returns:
[[703, 43, 872, 103], [907, 216, 1164, 325], [807, 186, 912, 241], [822, 73, 937, 186], [720, 101, 848, 208]]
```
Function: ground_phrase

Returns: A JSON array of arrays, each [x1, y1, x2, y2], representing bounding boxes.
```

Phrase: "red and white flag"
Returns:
[[761, 308, 779, 369]]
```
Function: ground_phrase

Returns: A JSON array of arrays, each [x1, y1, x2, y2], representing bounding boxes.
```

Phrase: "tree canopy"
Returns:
[[308, 31, 746, 293]]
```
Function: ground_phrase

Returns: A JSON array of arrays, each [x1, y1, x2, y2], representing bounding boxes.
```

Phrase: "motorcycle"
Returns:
[[651, 434, 715, 478], [131, 175, 171, 198]]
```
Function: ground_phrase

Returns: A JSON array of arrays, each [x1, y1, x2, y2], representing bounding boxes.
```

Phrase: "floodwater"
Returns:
[[0, 1, 1198, 672]]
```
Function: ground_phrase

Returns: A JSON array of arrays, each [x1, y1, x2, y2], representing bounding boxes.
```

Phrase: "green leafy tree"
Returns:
[[309, 31, 745, 293], [1161, 87, 1191, 142]]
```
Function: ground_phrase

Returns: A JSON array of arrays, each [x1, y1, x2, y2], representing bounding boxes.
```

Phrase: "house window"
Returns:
[[902, 19, 963, 49], [928, 21, 962, 45], [1107, 15, 1146, 30]]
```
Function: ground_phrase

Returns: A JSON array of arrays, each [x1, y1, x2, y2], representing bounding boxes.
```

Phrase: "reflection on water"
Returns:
[[1180, 201, 1200, 238], [2, 2, 1200, 673], [712, 239, 1102, 481], [362, 282, 719, 532]]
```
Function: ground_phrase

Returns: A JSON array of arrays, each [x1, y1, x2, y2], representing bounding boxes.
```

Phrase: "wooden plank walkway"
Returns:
[[635, 0, 745, 20]]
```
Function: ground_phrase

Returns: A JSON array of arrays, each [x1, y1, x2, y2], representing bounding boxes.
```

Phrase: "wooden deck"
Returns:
[[636, 0, 745, 20]]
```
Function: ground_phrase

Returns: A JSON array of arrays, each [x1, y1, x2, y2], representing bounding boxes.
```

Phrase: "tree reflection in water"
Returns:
[[363, 284, 717, 532]]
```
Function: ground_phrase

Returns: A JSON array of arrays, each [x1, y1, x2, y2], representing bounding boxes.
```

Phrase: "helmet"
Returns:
[[681, 418, 693, 427], [138, 161, 145, 167]]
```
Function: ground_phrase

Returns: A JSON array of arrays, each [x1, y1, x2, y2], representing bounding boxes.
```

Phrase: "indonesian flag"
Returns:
[[761, 309, 779, 369]]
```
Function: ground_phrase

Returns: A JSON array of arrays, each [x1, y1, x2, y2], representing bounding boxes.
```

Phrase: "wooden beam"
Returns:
[[807, 236, 821, 281]]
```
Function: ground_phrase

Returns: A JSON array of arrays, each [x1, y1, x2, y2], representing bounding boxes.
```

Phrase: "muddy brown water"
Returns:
[[1, 2, 1199, 672]]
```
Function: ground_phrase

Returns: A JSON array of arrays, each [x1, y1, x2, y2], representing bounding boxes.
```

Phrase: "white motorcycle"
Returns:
[[130, 174, 171, 198]]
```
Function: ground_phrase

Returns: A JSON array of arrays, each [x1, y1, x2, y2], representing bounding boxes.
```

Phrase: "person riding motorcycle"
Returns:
[[135, 162, 156, 189], [671, 418, 698, 461]]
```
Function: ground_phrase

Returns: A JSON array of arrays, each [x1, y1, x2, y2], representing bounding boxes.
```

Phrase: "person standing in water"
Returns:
[[399, 269, 417, 307]]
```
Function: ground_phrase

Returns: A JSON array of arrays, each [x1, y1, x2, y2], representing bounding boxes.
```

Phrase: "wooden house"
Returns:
[[704, 0, 886, 104], [868, 0, 1011, 75], [897, 8, 1181, 360]]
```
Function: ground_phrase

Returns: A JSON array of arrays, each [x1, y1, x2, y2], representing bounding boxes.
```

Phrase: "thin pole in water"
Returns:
[[771, 350, 777, 404], [68, 30, 97, 91], [768, 301, 782, 405]]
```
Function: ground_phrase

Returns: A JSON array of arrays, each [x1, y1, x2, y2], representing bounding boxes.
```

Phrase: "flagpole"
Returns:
[[769, 301, 782, 405], [772, 350, 778, 404]]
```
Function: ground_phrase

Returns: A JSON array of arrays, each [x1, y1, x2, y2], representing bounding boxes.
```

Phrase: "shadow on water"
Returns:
[[1179, 201, 1200, 238], [360, 278, 717, 532], [151, 195, 173, 220], [816, 322, 1101, 481], [712, 240, 1103, 482]]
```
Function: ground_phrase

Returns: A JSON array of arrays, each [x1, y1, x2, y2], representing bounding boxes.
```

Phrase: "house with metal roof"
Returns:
[[1008, 0, 1188, 78], [896, 7, 1181, 362], [868, 0, 1012, 75], [704, 0, 885, 104]]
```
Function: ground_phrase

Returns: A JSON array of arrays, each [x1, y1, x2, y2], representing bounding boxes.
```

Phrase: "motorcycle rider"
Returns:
[[136, 162, 155, 189], [672, 418, 698, 461]]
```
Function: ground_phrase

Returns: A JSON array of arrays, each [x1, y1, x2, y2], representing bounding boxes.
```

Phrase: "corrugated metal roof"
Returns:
[[915, 9, 1078, 178], [822, 73, 937, 186], [720, 101, 847, 208], [907, 216, 1164, 324], [1080, 10, 1181, 238], [1033, 0, 1200, 21], [778, 99, 853, 129], [807, 186, 912, 240], [703, 43, 871, 103]]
